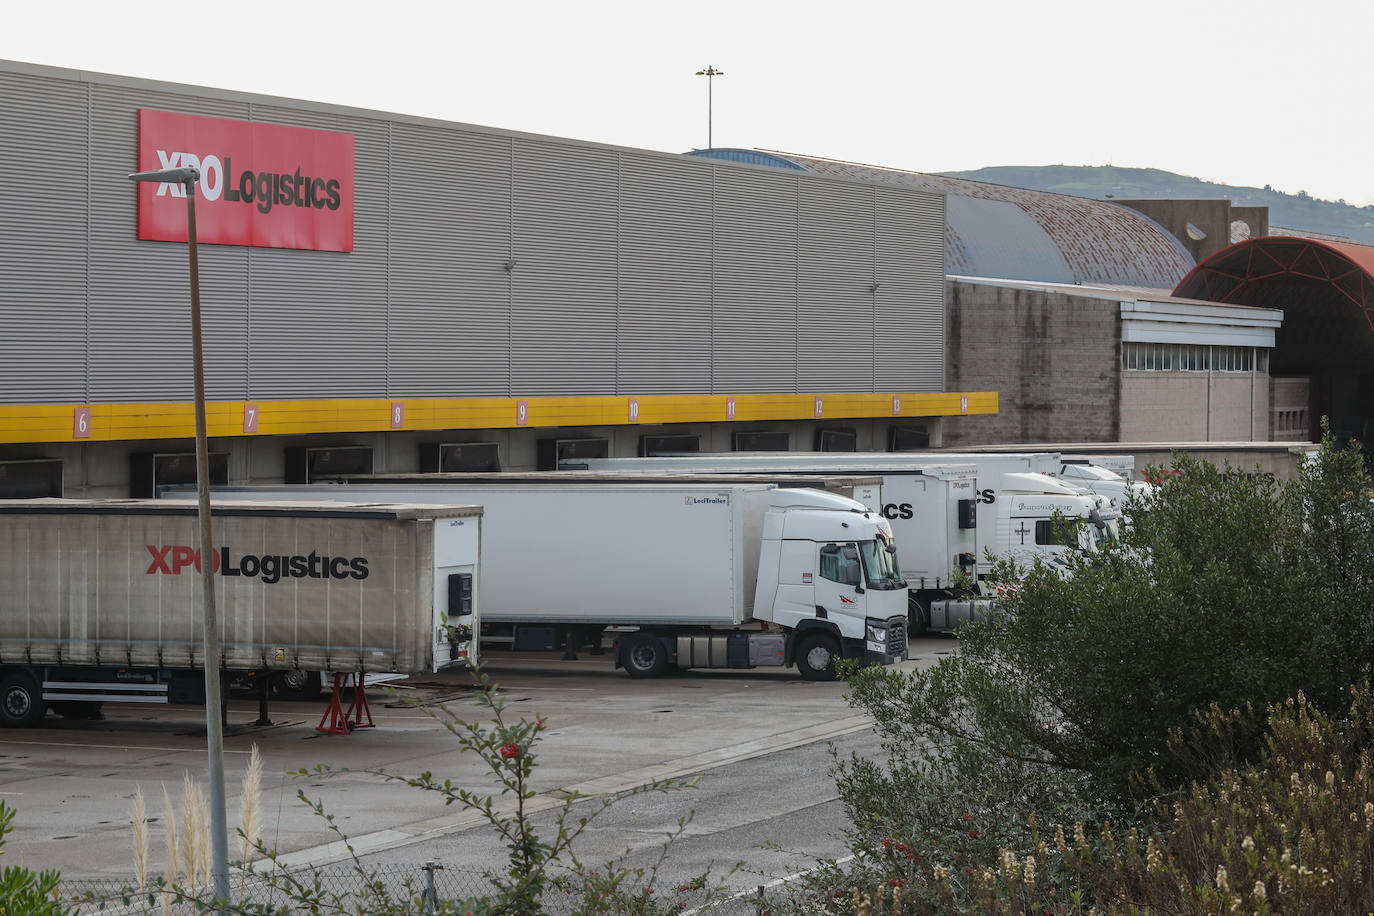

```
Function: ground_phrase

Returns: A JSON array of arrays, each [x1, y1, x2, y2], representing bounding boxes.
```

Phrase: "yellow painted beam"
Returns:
[[0, 391, 998, 445]]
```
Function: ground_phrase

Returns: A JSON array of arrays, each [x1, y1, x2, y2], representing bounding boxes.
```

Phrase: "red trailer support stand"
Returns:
[[316, 673, 375, 734], [317, 673, 351, 734], [345, 673, 375, 730]]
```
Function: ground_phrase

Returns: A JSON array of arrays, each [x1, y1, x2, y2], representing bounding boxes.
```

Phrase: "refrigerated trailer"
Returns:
[[0, 499, 481, 727], [172, 483, 910, 680], [310, 471, 884, 512]]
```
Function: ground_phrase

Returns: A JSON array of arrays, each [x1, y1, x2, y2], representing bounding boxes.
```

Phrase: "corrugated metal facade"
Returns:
[[0, 62, 946, 406]]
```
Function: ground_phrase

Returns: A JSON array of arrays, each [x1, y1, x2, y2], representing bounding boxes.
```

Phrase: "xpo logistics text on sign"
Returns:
[[136, 109, 355, 252]]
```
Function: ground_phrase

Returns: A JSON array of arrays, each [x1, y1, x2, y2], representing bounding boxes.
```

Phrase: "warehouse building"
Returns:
[[0, 60, 994, 497], [692, 150, 1287, 448]]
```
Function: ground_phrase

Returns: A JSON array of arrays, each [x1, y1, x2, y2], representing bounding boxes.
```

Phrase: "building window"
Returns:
[[1123, 344, 1257, 373]]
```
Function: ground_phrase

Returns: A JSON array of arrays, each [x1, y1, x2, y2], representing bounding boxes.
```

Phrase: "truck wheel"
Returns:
[[275, 670, 324, 701], [622, 634, 669, 679], [795, 634, 839, 682], [0, 673, 46, 728], [908, 593, 929, 637]]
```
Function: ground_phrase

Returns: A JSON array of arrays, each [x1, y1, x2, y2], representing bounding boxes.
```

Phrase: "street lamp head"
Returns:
[[695, 65, 724, 77], [129, 166, 200, 186]]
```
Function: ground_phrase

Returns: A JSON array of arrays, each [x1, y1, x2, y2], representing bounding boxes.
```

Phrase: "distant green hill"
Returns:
[[937, 165, 1374, 246]]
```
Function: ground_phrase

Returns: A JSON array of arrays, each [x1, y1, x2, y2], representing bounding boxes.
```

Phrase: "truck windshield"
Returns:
[[858, 537, 906, 590], [1090, 516, 1122, 550]]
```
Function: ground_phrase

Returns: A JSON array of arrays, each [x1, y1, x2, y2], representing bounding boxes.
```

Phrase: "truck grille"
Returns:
[[888, 620, 907, 652]]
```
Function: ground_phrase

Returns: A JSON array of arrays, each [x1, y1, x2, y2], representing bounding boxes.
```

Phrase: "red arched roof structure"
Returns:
[[1173, 236, 1374, 375], [1175, 236, 1374, 333]]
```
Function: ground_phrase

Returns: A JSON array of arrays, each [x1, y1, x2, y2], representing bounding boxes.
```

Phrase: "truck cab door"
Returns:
[[1021, 518, 1077, 570], [814, 543, 865, 632], [435, 565, 477, 672]]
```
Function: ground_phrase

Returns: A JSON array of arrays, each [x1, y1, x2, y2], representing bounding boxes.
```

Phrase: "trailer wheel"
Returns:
[[622, 634, 669, 679], [0, 673, 45, 728], [275, 670, 325, 701], [907, 593, 929, 637], [795, 634, 839, 682]]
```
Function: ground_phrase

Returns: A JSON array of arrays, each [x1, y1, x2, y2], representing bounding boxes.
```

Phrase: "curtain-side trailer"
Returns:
[[0, 500, 480, 727]]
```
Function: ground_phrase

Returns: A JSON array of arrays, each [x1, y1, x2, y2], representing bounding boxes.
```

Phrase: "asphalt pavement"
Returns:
[[0, 637, 956, 887]]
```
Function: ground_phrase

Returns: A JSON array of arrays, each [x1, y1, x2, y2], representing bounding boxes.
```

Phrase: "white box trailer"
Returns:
[[1062, 454, 1136, 477], [0, 499, 481, 727], [177, 483, 910, 680], [885, 451, 1150, 518], [313, 471, 884, 513], [560, 457, 979, 627]]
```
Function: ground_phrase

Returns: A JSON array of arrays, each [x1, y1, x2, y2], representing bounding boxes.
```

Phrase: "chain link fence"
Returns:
[[65, 864, 519, 915], [59, 863, 772, 915]]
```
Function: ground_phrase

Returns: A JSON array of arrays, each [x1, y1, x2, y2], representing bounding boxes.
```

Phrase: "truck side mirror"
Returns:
[[957, 499, 977, 529], [844, 565, 862, 587]]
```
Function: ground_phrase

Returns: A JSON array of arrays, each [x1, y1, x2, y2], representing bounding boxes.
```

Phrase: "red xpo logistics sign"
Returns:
[[136, 109, 355, 252]]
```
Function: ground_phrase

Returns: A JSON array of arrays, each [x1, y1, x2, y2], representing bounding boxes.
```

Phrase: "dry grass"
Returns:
[[130, 786, 148, 893]]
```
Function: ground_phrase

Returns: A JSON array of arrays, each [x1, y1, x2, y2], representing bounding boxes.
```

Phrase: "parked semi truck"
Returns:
[[174, 483, 910, 680], [565, 454, 1119, 631], [0, 499, 481, 727]]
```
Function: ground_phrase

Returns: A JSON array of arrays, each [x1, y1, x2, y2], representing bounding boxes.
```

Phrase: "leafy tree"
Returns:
[[822, 433, 1374, 908], [779, 686, 1374, 915]]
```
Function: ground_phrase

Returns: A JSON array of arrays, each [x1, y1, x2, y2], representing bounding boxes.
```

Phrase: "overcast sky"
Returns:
[[6, 0, 1371, 204]]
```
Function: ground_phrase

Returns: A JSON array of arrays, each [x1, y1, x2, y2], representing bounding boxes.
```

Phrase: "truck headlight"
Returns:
[[866, 624, 886, 643]]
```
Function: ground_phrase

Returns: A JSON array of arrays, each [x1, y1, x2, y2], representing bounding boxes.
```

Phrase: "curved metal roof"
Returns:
[[777, 152, 1196, 287], [682, 148, 805, 170], [689, 149, 1196, 288], [1173, 236, 1374, 373]]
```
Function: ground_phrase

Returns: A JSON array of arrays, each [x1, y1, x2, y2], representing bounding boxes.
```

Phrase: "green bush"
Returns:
[[797, 431, 1374, 913], [0, 800, 73, 916], [1106, 687, 1374, 913], [778, 688, 1374, 915]]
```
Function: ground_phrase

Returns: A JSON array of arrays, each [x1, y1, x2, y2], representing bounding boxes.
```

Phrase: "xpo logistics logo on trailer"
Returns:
[[135, 109, 355, 252]]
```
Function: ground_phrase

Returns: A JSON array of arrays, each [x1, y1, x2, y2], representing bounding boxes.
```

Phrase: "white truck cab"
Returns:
[[754, 487, 909, 671], [1058, 461, 1155, 509], [998, 473, 1122, 569]]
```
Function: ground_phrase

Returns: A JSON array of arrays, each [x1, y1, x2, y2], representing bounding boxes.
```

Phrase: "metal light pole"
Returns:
[[127, 165, 231, 907], [695, 65, 724, 148]]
